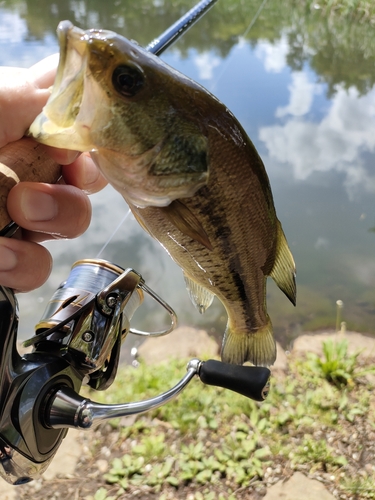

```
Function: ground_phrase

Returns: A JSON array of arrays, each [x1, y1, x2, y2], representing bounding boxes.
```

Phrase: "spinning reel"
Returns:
[[0, 259, 270, 485]]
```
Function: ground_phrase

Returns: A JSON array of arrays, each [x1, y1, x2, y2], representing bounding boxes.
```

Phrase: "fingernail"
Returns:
[[61, 149, 80, 165], [0, 245, 17, 271], [21, 188, 58, 222], [83, 155, 100, 187], [42, 144, 80, 165]]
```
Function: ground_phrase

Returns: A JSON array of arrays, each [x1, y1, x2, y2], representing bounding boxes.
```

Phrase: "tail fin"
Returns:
[[220, 320, 276, 366], [270, 220, 296, 306]]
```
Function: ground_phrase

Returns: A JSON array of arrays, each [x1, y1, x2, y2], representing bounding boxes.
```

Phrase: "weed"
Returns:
[[306, 338, 375, 387], [93, 488, 116, 500], [132, 433, 167, 461], [293, 436, 347, 472], [341, 476, 375, 499], [90, 350, 374, 497]]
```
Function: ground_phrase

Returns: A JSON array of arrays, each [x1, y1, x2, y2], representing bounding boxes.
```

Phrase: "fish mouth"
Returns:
[[29, 20, 112, 150], [53, 20, 87, 115], [28, 21, 88, 148]]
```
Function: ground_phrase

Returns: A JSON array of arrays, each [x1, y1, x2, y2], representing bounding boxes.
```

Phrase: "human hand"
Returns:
[[0, 55, 107, 292]]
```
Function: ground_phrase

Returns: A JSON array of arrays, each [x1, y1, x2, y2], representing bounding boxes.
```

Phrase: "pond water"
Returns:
[[0, 0, 374, 347]]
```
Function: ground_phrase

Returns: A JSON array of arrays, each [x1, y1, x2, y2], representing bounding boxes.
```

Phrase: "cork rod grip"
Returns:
[[0, 139, 61, 230]]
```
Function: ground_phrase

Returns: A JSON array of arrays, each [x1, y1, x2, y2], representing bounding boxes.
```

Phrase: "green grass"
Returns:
[[88, 344, 375, 499], [305, 338, 375, 387]]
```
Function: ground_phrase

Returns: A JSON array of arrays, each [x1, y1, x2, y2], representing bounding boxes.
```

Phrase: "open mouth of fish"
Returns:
[[29, 21, 111, 151]]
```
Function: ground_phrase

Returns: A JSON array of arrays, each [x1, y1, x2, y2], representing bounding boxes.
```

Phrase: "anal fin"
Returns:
[[269, 220, 296, 306], [183, 273, 215, 314]]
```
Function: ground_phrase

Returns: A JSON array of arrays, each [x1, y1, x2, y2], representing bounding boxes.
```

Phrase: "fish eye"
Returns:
[[112, 65, 144, 97]]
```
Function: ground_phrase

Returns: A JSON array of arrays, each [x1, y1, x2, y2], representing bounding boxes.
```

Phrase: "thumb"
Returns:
[[29, 53, 59, 89], [0, 55, 58, 148]]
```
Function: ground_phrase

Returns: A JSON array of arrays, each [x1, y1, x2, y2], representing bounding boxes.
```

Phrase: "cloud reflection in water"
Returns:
[[255, 40, 375, 200]]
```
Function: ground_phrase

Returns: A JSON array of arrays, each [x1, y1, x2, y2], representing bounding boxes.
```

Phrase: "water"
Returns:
[[0, 0, 374, 346]]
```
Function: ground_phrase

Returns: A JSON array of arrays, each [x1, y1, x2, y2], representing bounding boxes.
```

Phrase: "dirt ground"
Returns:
[[2, 329, 375, 500]]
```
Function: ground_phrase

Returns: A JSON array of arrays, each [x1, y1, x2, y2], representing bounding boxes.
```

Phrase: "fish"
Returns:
[[29, 20, 296, 366]]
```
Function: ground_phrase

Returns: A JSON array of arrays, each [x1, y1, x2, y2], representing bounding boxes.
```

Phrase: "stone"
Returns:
[[96, 459, 109, 473], [0, 434, 82, 496], [292, 331, 375, 359], [0, 481, 17, 500], [42, 431, 82, 480], [272, 342, 288, 372], [263, 472, 335, 500], [137, 326, 219, 365]]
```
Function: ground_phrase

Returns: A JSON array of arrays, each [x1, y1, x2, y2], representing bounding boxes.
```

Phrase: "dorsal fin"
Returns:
[[269, 220, 296, 306], [162, 200, 213, 251], [183, 272, 215, 313]]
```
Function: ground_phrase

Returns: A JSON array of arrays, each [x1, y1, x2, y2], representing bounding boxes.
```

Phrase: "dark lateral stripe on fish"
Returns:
[[229, 267, 249, 306], [186, 188, 252, 307]]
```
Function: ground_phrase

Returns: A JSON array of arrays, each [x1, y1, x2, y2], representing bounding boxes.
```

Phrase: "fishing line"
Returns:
[[241, 0, 269, 39], [209, 0, 270, 92], [95, 208, 131, 259]]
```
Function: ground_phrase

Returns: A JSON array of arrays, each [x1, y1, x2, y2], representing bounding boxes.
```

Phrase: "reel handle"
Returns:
[[46, 359, 270, 430], [0, 139, 60, 234], [199, 360, 270, 401]]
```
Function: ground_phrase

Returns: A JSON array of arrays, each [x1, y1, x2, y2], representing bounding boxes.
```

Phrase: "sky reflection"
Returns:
[[1, 4, 374, 340]]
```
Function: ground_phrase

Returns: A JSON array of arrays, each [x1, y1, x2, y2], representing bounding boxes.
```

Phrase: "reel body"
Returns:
[[0, 259, 174, 484]]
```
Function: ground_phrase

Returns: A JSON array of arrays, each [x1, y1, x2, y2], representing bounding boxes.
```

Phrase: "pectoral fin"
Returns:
[[183, 273, 215, 313], [150, 133, 208, 177], [269, 220, 296, 306], [162, 200, 213, 251], [146, 132, 209, 203]]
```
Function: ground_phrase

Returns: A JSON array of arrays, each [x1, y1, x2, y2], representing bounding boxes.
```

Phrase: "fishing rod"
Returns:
[[147, 0, 219, 55], [0, 0, 270, 486]]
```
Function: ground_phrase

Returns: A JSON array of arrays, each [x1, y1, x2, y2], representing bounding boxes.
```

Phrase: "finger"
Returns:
[[0, 237, 52, 292], [0, 56, 58, 148], [0, 78, 49, 147], [29, 53, 59, 89], [41, 144, 80, 166], [61, 153, 108, 194], [0, 78, 50, 148], [7, 182, 92, 242]]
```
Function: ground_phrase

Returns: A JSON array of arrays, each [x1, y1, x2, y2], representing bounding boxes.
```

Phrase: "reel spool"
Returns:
[[26, 259, 176, 390]]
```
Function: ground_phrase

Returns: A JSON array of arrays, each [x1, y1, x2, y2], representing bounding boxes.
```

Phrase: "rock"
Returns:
[[96, 459, 109, 473], [272, 342, 288, 372], [263, 472, 335, 500], [0, 432, 82, 495], [138, 328, 289, 372], [138, 326, 219, 365], [0, 481, 17, 500], [42, 431, 82, 480], [292, 331, 375, 359]]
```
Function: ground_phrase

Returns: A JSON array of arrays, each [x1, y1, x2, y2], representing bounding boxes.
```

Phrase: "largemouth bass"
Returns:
[[29, 21, 296, 366]]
